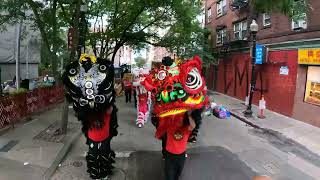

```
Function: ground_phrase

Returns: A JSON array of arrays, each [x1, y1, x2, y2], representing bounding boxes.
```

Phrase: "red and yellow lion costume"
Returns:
[[142, 56, 208, 119]]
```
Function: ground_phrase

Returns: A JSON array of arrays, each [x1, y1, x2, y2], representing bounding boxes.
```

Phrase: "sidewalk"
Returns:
[[209, 91, 320, 157], [0, 103, 81, 180]]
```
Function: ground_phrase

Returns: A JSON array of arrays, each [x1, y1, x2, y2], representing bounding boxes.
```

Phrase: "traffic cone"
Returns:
[[245, 90, 250, 106], [258, 95, 266, 119]]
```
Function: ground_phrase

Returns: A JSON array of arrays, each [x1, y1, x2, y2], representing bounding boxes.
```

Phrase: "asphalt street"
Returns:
[[51, 96, 318, 180]]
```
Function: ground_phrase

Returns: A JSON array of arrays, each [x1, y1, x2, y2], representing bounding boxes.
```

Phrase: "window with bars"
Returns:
[[233, 20, 247, 40], [292, 13, 307, 30], [263, 13, 271, 27], [217, 0, 227, 17], [207, 7, 212, 22], [216, 28, 227, 44]]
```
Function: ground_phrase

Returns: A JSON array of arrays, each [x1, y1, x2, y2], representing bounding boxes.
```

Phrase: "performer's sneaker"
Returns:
[[188, 135, 197, 143], [138, 123, 142, 128]]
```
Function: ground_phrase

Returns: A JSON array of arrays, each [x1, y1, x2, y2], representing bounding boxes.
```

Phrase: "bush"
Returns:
[[38, 83, 53, 88], [9, 88, 29, 95]]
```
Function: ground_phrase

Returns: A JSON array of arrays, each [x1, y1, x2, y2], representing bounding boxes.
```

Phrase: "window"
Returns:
[[207, 7, 212, 22], [263, 13, 271, 27], [217, 0, 227, 17], [292, 13, 307, 30], [216, 28, 227, 44], [304, 66, 320, 106], [233, 20, 247, 40]]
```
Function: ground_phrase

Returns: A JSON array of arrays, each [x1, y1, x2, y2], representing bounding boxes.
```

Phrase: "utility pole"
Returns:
[[243, 20, 259, 117], [15, 20, 22, 89], [26, 38, 30, 79]]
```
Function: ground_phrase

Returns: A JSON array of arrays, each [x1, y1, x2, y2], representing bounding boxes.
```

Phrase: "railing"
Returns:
[[216, 30, 249, 46], [0, 85, 64, 129], [230, 0, 249, 10]]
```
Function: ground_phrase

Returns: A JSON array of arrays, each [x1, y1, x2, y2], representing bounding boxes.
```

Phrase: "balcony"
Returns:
[[230, 0, 249, 10], [216, 30, 249, 47]]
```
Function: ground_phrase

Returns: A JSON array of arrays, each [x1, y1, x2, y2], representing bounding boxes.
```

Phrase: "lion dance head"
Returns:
[[63, 53, 115, 114], [142, 56, 208, 118]]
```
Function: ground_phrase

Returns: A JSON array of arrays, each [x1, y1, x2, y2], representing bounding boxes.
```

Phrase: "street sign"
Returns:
[[280, 66, 289, 75], [298, 49, 320, 65], [67, 28, 75, 51], [255, 44, 263, 64]]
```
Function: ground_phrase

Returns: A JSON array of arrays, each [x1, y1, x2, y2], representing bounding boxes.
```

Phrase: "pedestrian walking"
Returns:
[[123, 78, 132, 103]]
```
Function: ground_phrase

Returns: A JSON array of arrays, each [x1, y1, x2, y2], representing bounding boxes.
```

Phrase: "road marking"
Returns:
[[115, 151, 133, 158]]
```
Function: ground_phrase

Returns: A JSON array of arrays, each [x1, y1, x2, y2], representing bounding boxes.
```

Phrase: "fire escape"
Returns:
[[230, 0, 249, 10], [214, 0, 250, 59]]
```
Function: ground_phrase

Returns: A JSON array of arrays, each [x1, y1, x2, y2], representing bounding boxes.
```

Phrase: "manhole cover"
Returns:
[[72, 161, 83, 167]]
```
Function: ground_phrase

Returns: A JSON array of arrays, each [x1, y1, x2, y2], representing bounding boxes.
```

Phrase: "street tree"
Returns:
[[134, 56, 146, 68], [86, 0, 204, 63], [0, 0, 85, 134], [0, 0, 84, 74], [251, 0, 310, 18]]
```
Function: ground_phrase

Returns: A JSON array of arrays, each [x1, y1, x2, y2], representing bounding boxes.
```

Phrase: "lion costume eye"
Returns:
[[69, 68, 77, 76], [186, 68, 202, 90], [99, 65, 107, 71]]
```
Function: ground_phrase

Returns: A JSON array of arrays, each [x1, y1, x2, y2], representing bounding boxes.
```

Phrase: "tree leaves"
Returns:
[[251, 0, 309, 19]]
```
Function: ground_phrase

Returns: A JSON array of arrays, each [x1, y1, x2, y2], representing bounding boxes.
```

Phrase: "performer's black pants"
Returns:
[[133, 90, 137, 107], [164, 151, 186, 180], [86, 137, 111, 154], [125, 89, 132, 103], [86, 137, 115, 179], [162, 134, 167, 157]]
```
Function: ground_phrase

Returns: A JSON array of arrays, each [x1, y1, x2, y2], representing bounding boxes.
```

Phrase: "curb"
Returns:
[[208, 91, 320, 161], [229, 111, 262, 129], [43, 129, 82, 180], [208, 90, 262, 129], [0, 126, 11, 136]]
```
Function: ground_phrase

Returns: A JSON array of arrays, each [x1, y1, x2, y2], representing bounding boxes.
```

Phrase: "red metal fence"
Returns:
[[0, 85, 64, 129]]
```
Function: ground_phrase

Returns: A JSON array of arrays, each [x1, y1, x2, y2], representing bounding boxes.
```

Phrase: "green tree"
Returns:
[[134, 56, 146, 68], [86, 0, 204, 63], [0, 0, 85, 74], [0, 0, 85, 134], [251, 0, 310, 18]]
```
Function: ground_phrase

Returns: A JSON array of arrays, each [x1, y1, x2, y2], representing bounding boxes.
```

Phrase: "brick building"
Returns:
[[204, 0, 320, 127]]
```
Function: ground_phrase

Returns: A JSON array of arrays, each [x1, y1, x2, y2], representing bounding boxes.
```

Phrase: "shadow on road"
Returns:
[[126, 146, 257, 180]]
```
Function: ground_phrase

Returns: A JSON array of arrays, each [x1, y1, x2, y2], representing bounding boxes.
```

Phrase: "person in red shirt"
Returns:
[[123, 79, 132, 103], [83, 105, 119, 180], [156, 111, 196, 180]]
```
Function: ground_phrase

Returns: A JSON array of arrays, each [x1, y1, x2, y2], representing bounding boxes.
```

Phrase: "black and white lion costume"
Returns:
[[63, 54, 118, 179]]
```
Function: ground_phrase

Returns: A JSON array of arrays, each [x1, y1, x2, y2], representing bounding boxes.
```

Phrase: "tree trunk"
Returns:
[[59, 0, 82, 134], [60, 97, 69, 134], [111, 44, 122, 63], [51, 0, 58, 75]]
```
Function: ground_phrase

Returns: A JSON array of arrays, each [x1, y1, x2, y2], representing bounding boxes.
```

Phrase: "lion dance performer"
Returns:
[[142, 56, 208, 179], [63, 54, 118, 180], [132, 67, 152, 128]]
